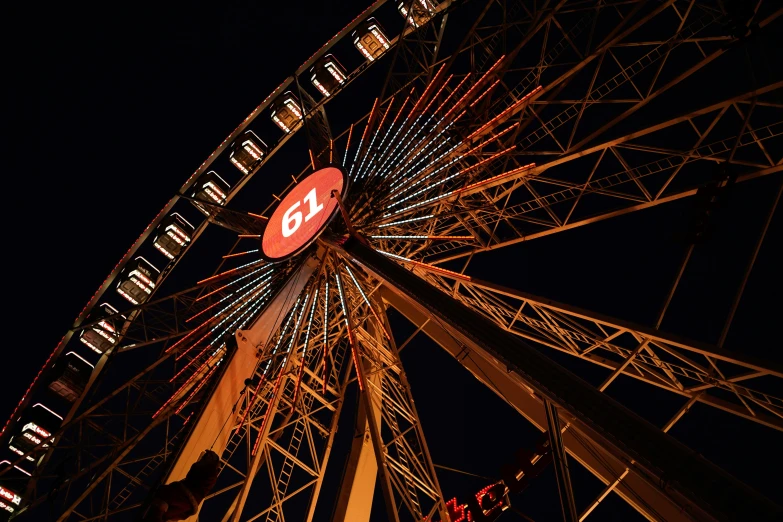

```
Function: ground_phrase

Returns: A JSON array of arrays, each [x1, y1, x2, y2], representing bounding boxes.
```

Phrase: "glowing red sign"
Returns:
[[262, 166, 345, 260]]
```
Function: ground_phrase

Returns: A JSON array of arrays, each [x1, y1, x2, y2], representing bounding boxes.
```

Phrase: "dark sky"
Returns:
[[4, 1, 782, 521]]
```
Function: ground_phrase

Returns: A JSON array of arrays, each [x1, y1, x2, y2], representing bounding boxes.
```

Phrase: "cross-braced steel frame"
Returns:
[[2, 0, 781, 521]]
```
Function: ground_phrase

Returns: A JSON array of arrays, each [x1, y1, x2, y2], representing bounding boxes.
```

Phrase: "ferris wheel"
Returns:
[[1, 0, 781, 521]]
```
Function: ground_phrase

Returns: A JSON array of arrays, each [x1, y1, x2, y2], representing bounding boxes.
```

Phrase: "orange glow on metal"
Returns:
[[237, 234, 261, 238], [248, 212, 268, 220], [309, 149, 316, 170], [329, 139, 333, 164]]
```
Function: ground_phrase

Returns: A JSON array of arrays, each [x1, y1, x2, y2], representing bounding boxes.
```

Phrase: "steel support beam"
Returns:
[[335, 236, 782, 522], [381, 285, 693, 522], [544, 400, 578, 522]]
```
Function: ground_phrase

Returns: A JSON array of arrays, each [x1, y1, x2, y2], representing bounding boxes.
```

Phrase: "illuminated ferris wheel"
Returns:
[[1, 1, 781, 521]]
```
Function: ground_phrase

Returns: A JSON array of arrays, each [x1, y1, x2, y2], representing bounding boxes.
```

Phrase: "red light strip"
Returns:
[[442, 55, 506, 122], [153, 355, 214, 418], [466, 85, 542, 141], [433, 73, 470, 116], [454, 163, 536, 194], [195, 267, 267, 303], [165, 320, 210, 354], [356, 95, 395, 177], [233, 374, 266, 436], [409, 63, 446, 116], [421, 73, 455, 116], [344, 123, 354, 164], [322, 281, 330, 395], [175, 363, 219, 415], [237, 234, 261, 238], [197, 260, 262, 285], [335, 270, 364, 391], [222, 249, 259, 259], [343, 265, 391, 341], [251, 368, 285, 456], [186, 300, 221, 323], [370, 235, 474, 240], [469, 78, 501, 108], [290, 288, 319, 411]]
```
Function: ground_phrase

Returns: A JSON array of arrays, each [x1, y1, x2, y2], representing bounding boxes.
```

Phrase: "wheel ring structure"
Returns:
[[2, 1, 782, 521]]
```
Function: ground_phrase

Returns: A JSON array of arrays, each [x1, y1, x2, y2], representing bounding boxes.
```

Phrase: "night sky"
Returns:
[[5, 1, 782, 521]]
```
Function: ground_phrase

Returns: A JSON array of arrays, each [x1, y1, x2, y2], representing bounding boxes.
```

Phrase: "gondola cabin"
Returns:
[[78, 303, 125, 354], [0, 482, 23, 518], [190, 171, 230, 215], [398, 0, 436, 27], [48, 352, 95, 402], [229, 131, 268, 174], [153, 213, 194, 260], [7, 404, 62, 461], [352, 18, 390, 62], [310, 55, 347, 97], [270, 92, 303, 133], [116, 256, 159, 305]]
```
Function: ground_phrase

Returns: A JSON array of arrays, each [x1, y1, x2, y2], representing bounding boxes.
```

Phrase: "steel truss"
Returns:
[[4, 1, 782, 521]]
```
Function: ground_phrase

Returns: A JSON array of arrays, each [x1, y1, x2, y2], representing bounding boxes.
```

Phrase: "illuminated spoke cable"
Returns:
[[251, 293, 310, 456], [370, 235, 474, 240], [363, 92, 413, 183], [322, 281, 330, 393], [387, 146, 516, 208], [222, 249, 259, 259], [376, 249, 473, 282], [350, 98, 378, 178], [374, 215, 435, 229], [195, 264, 274, 302], [176, 280, 273, 361], [385, 121, 520, 204], [197, 258, 265, 285], [356, 97, 394, 179], [335, 270, 364, 391], [232, 293, 304, 436], [343, 265, 390, 341], [291, 288, 320, 409]]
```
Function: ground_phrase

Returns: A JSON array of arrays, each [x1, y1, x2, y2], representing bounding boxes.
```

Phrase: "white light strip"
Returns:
[[376, 215, 435, 228]]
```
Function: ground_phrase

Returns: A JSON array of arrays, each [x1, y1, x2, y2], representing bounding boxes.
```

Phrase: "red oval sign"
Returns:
[[262, 166, 345, 260]]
